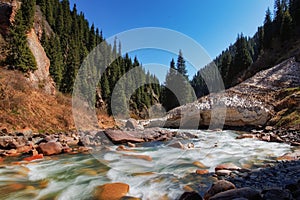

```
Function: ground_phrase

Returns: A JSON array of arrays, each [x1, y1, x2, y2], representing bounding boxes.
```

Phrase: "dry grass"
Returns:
[[0, 68, 115, 132]]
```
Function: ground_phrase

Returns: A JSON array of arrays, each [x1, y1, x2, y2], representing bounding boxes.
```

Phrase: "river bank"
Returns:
[[0, 125, 299, 199]]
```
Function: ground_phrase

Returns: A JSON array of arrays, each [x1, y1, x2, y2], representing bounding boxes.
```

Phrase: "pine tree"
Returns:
[[21, 0, 36, 30], [7, 7, 37, 72], [177, 50, 188, 78], [162, 59, 179, 111], [263, 8, 273, 48], [280, 10, 293, 41]]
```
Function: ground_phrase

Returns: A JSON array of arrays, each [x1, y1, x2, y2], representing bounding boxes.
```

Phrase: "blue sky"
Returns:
[[69, 0, 274, 81]]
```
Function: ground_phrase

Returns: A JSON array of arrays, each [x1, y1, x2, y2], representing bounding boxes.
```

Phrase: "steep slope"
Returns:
[[145, 57, 300, 129]]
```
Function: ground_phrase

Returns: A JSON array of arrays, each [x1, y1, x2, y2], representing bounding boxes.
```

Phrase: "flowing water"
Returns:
[[0, 130, 294, 200]]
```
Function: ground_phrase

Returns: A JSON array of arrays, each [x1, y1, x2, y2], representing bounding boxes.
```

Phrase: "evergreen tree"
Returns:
[[21, 0, 36, 30], [7, 7, 37, 72], [280, 9, 293, 41], [176, 50, 188, 78], [263, 8, 273, 48]]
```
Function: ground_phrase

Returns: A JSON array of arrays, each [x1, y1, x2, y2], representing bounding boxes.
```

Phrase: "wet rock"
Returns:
[[168, 141, 185, 149], [94, 182, 129, 200], [262, 188, 293, 200], [37, 141, 62, 156], [16, 145, 32, 154], [215, 163, 241, 171], [23, 154, 44, 162], [127, 142, 136, 148], [209, 187, 262, 200], [116, 145, 132, 152], [123, 154, 152, 162], [215, 170, 232, 176], [193, 161, 207, 169], [204, 180, 236, 200], [196, 169, 209, 175], [236, 134, 256, 139], [179, 191, 203, 200]]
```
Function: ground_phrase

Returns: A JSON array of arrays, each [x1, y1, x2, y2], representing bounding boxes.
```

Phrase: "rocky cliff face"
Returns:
[[0, 1, 55, 95], [145, 57, 300, 129], [26, 6, 55, 95], [26, 28, 55, 95]]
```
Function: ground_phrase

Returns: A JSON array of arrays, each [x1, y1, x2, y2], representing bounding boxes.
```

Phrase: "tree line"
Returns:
[[6, 0, 161, 118], [191, 0, 300, 98]]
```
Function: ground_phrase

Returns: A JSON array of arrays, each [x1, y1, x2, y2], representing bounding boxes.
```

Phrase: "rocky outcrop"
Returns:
[[27, 28, 56, 95], [145, 58, 300, 129]]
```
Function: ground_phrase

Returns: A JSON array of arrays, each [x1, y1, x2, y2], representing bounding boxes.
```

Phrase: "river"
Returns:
[[0, 129, 294, 200]]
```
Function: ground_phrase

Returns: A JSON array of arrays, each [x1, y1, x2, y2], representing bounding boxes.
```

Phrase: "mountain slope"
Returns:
[[145, 57, 300, 130]]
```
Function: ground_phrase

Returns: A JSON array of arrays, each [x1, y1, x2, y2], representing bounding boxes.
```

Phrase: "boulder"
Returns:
[[125, 118, 140, 130], [104, 130, 144, 144], [204, 180, 236, 200], [179, 191, 203, 200], [215, 163, 241, 171], [168, 141, 185, 149], [94, 182, 129, 200], [37, 141, 62, 156], [209, 187, 262, 200]]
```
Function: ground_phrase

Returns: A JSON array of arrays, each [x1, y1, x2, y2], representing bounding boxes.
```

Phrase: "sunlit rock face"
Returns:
[[145, 58, 300, 129]]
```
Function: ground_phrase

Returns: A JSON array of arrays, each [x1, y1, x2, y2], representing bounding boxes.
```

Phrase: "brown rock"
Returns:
[[196, 169, 209, 175], [204, 180, 236, 200], [17, 145, 32, 154], [215, 170, 232, 176], [37, 141, 62, 156], [209, 187, 262, 200], [215, 163, 240, 171], [123, 154, 152, 162], [236, 134, 256, 139], [193, 161, 207, 168], [23, 154, 44, 162], [168, 141, 185, 149], [94, 182, 129, 200], [127, 142, 136, 148], [117, 145, 132, 152], [104, 130, 144, 144]]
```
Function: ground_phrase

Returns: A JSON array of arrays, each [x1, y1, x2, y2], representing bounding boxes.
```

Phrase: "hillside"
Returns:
[[145, 57, 300, 130], [0, 68, 116, 132]]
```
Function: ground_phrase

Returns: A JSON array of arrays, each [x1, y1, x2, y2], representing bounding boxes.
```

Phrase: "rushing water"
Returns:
[[0, 130, 294, 200]]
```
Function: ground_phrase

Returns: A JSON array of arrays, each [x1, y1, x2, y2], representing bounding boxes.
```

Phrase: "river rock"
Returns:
[[168, 141, 185, 149], [37, 141, 62, 156], [94, 182, 129, 200], [261, 188, 293, 200], [196, 169, 209, 175], [23, 154, 44, 162], [179, 191, 203, 200], [104, 130, 144, 144], [204, 180, 236, 200], [209, 187, 262, 200], [215, 170, 232, 176], [215, 163, 241, 171], [125, 118, 140, 130]]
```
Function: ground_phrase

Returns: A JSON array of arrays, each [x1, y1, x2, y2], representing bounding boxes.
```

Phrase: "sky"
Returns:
[[69, 0, 274, 81]]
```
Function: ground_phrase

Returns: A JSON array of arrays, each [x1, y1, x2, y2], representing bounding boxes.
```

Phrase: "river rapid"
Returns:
[[0, 129, 295, 200]]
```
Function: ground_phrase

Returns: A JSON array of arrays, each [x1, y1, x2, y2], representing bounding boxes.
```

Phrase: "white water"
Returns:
[[0, 130, 293, 200]]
